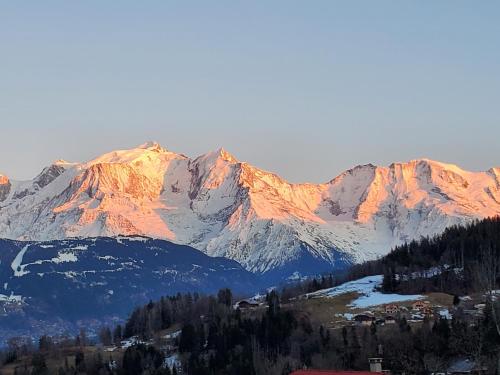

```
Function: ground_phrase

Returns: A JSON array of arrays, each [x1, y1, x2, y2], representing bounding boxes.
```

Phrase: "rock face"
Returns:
[[0, 175, 10, 202], [0, 142, 499, 281]]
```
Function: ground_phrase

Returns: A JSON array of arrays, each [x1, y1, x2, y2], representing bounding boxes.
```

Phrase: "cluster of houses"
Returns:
[[353, 300, 436, 326]]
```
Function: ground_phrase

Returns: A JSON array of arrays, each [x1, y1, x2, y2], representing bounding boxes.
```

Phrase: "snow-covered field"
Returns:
[[307, 275, 424, 308]]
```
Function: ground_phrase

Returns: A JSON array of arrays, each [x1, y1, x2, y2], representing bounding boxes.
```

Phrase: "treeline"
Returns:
[[380, 217, 500, 295], [280, 273, 341, 302], [124, 289, 234, 339]]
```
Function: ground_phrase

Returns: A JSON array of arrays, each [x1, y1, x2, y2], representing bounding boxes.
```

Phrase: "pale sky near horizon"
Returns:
[[1, 2, 499, 182]]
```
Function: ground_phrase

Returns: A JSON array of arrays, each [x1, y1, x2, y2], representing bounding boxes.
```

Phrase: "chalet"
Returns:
[[412, 300, 429, 311], [234, 300, 259, 309], [354, 313, 376, 326], [384, 304, 399, 315]]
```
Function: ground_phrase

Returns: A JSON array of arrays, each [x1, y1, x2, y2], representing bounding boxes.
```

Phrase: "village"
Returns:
[[235, 291, 487, 329]]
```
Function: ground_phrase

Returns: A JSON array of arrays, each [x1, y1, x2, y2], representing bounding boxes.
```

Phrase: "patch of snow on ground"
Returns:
[[307, 275, 382, 298], [164, 330, 181, 339], [120, 336, 144, 348], [117, 236, 149, 243], [335, 313, 354, 321], [164, 354, 181, 370], [11, 245, 30, 277], [51, 252, 78, 264], [287, 271, 305, 281], [307, 275, 424, 308], [439, 309, 453, 320], [352, 290, 423, 308], [98, 255, 117, 261], [71, 245, 88, 250]]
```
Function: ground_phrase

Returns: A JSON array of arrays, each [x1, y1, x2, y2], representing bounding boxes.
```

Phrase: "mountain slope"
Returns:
[[0, 142, 499, 280], [0, 236, 257, 340]]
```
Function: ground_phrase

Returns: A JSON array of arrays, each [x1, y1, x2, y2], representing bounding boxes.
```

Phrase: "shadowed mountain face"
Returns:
[[0, 237, 258, 341], [0, 142, 499, 280]]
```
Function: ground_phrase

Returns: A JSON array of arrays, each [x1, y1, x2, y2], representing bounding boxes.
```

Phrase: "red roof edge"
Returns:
[[291, 371, 383, 375]]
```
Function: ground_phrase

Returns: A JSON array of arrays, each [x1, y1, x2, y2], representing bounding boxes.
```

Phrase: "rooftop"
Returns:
[[291, 371, 383, 375]]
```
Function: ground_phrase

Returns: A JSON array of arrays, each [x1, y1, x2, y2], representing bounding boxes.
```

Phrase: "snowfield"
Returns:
[[11, 245, 31, 277], [308, 275, 424, 308]]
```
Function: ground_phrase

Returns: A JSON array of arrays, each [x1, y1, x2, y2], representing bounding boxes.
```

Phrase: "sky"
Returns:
[[0, 1, 499, 183]]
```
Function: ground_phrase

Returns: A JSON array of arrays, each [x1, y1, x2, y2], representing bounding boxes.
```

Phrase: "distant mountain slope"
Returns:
[[0, 237, 257, 340], [0, 142, 499, 280]]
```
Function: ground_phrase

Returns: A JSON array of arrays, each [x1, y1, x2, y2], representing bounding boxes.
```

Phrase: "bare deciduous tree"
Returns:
[[475, 244, 500, 337]]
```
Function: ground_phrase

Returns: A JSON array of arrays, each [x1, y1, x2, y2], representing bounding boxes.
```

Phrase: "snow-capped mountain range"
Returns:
[[1, 142, 499, 280]]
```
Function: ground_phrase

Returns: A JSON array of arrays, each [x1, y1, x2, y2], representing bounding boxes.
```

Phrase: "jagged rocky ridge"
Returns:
[[0, 142, 499, 281]]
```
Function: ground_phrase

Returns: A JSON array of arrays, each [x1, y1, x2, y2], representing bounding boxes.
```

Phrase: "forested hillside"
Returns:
[[3, 285, 498, 374], [379, 217, 500, 295]]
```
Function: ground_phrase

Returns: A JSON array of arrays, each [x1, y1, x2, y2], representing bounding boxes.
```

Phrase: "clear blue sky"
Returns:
[[1, 1, 499, 182]]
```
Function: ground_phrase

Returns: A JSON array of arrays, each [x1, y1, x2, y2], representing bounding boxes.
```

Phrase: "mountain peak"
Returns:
[[138, 141, 168, 152], [409, 158, 461, 169], [86, 142, 181, 167], [217, 147, 237, 162], [197, 147, 238, 164], [0, 174, 9, 185], [388, 158, 466, 174]]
